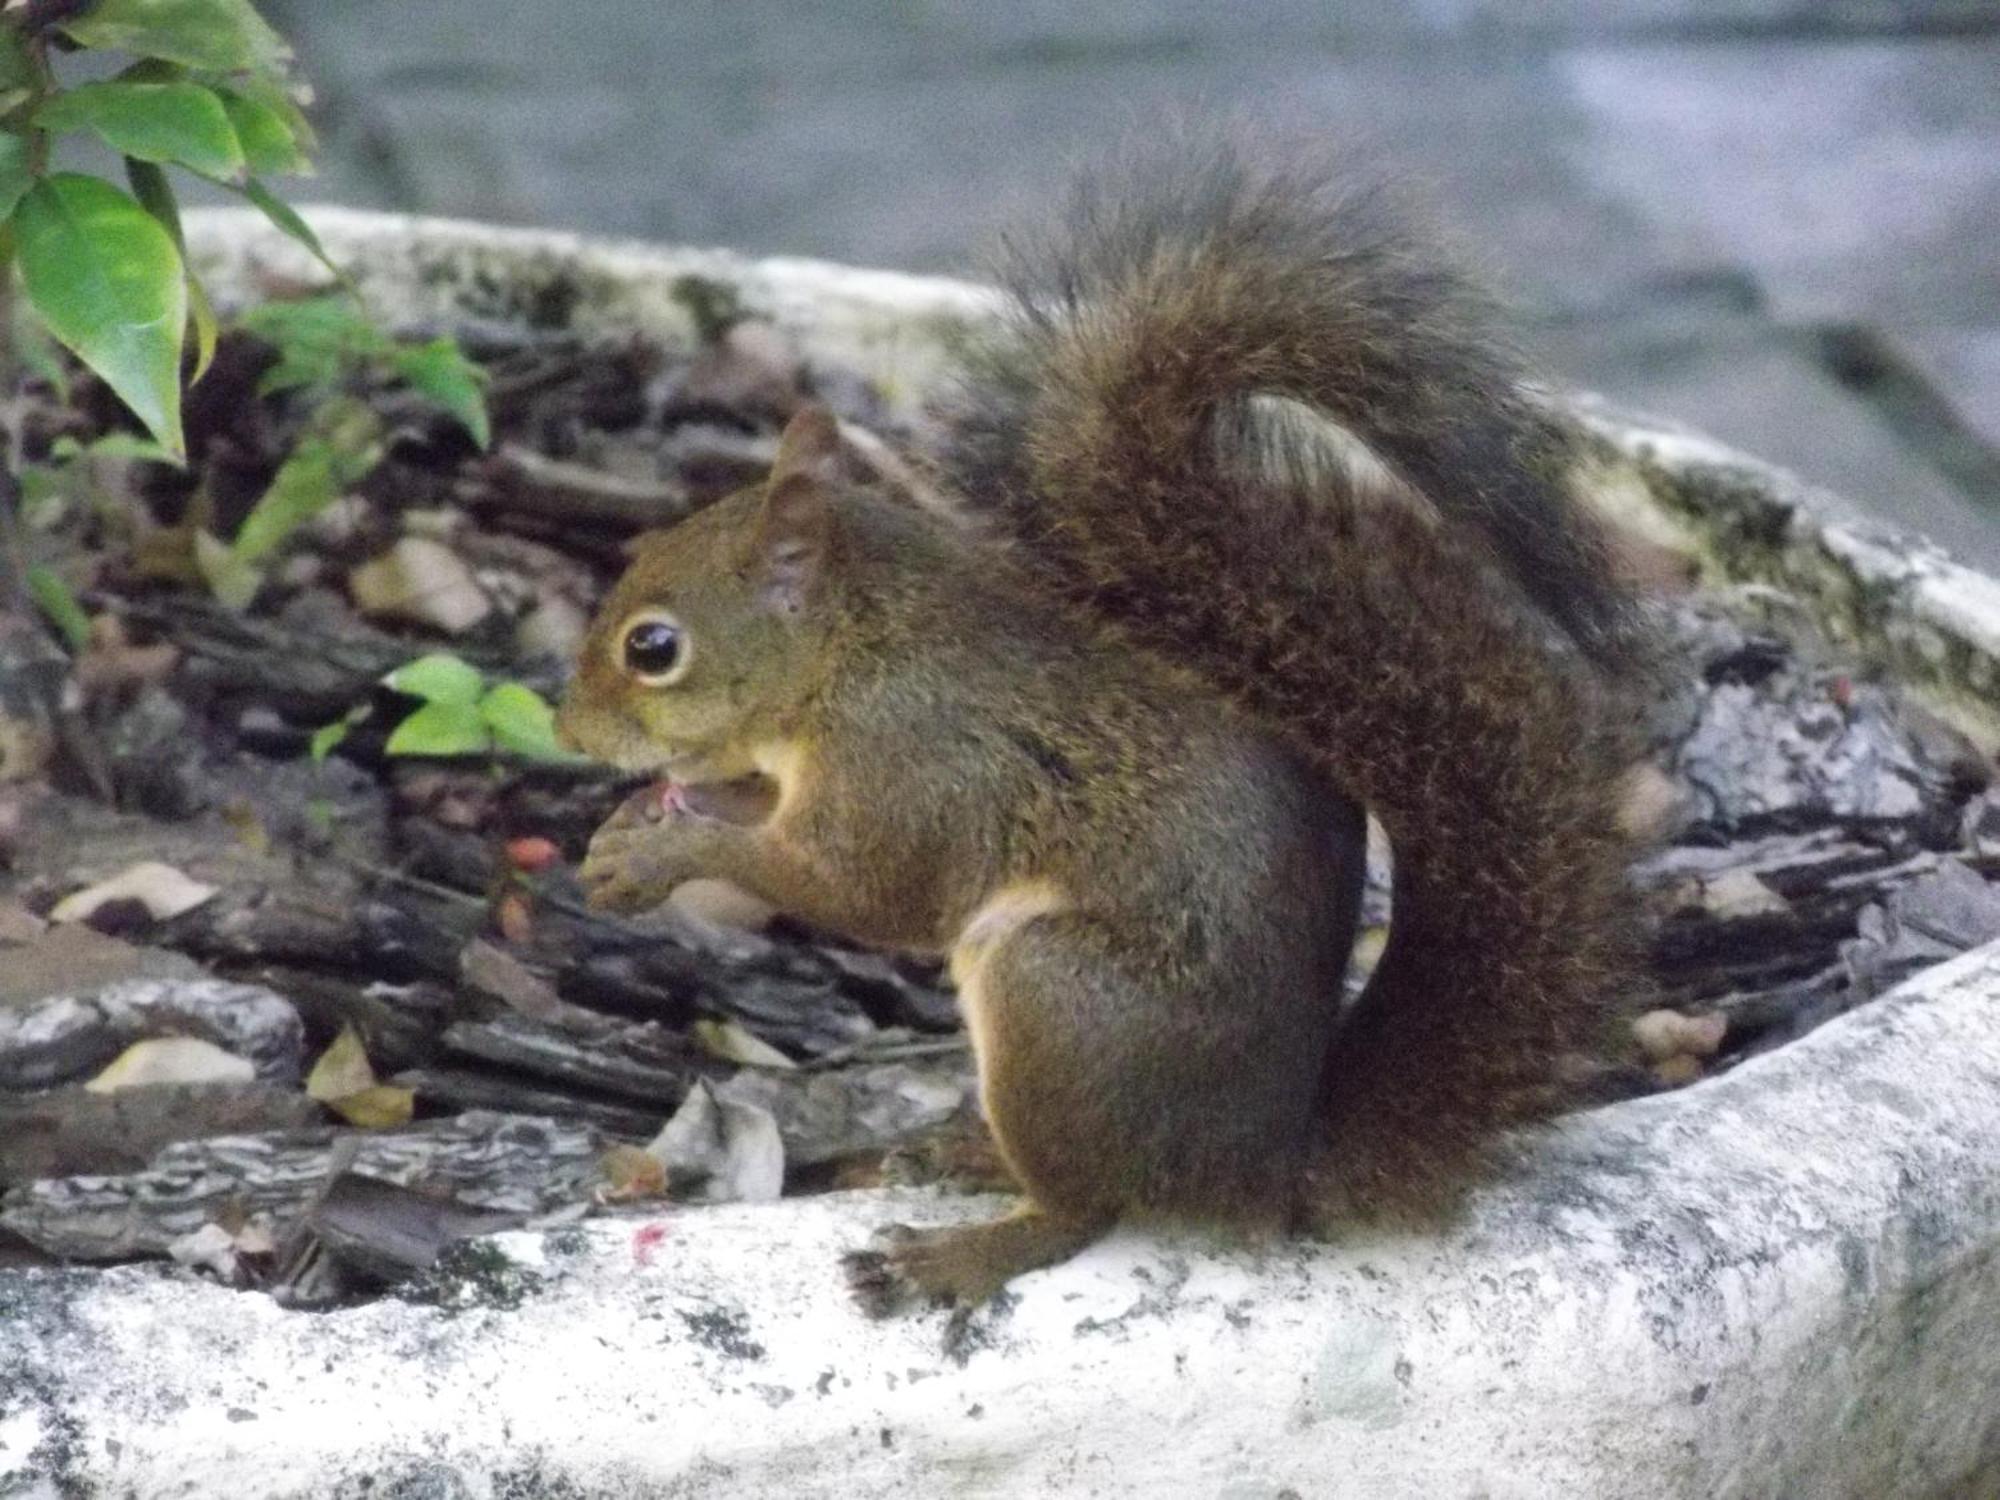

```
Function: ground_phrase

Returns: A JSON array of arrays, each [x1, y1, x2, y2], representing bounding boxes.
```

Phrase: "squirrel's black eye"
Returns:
[[620, 615, 686, 683]]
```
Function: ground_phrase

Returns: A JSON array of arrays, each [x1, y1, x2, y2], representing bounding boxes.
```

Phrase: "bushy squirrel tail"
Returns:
[[940, 136, 1649, 1216]]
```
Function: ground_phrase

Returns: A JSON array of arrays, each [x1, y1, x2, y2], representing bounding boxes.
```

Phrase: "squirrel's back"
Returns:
[[937, 133, 1651, 1215]]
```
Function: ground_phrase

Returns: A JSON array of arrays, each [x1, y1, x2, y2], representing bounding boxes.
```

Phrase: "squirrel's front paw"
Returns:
[[579, 824, 692, 913]]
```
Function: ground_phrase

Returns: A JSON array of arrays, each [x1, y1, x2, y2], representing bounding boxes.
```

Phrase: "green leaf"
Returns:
[[232, 437, 338, 565], [37, 81, 245, 179], [9, 301, 71, 402], [308, 720, 349, 763], [125, 157, 217, 382], [213, 73, 317, 160], [478, 681, 570, 761], [391, 338, 491, 449], [215, 86, 308, 176], [238, 293, 383, 394], [186, 269, 218, 383], [234, 177, 342, 281], [384, 698, 490, 758], [17, 467, 65, 525], [15, 175, 187, 459], [27, 565, 92, 652], [385, 652, 486, 707], [308, 707, 368, 764], [193, 527, 262, 609], [124, 157, 183, 244], [72, 432, 180, 463], [63, 0, 292, 76], [0, 132, 33, 222], [0, 26, 33, 114]]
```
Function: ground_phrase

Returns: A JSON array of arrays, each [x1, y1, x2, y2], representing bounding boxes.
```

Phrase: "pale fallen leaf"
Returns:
[[51, 861, 218, 925], [349, 536, 491, 635], [306, 1027, 415, 1128], [1698, 869, 1788, 921], [306, 1025, 378, 1102], [85, 1036, 253, 1092], [168, 1223, 244, 1281], [1631, 1008, 1729, 1063], [326, 1083, 415, 1129], [647, 1080, 784, 1204], [693, 1017, 795, 1070]]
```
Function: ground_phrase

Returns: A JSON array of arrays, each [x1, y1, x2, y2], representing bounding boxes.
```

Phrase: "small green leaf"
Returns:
[[232, 437, 339, 565], [304, 720, 348, 764], [384, 698, 490, 758], [187, 270, 218, 383], [124, 157, 183, 244], [215, 87, 309, 176], [213, 73, 317, 160], [391, 338, 491, 449], [235, 177, 342, 281], [126, 158, 218, 384], [76, 432, 180, 464], [478, 681, 570, 761], [239, 293, 384, 395], [0, 132, 33, 222], [15, 175, 187, 459], [10, 300, 72, 403], [385, 652, 486, 707], [0, 26, 32, 113], [37, 81, 245, 179], [27, 565, 92, 653], [193, 527, 262, 609], [63, 0, 293, 76]]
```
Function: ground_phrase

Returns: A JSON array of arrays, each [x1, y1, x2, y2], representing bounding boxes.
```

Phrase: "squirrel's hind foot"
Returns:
[[843, 1208, 1108, 1318]]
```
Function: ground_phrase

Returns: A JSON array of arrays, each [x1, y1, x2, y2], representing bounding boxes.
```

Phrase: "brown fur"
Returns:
[[559, 139, 1650, 1312], [940, 136, 1650, 1218]]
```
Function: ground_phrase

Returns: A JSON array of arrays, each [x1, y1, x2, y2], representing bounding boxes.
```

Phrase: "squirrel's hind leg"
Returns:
[[845, 902, 1309, 1316]]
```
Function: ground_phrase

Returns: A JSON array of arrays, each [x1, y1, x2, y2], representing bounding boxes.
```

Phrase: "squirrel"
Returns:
[[555, 136, 1649, 1315]]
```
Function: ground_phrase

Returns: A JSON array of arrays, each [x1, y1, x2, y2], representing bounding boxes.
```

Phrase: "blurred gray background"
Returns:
[[262, 1, 2000, 569]]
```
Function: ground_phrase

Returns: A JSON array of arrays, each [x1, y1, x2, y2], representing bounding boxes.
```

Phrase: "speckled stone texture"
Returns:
[[2, 940, 1996, 1498]]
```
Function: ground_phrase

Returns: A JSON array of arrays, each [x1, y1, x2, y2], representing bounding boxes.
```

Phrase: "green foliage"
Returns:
[[391, 339, 491, 449], [36, 80, 246, 179], [26, 563, 89, 652], [477, 681, 565, 759], [0, 0, 315, 456], [14, 174, 187, 457], [199, 302, 484, 608], [60, 0, 292, 75], [314, 653, 576, 764], [0, 132, 29, 219]]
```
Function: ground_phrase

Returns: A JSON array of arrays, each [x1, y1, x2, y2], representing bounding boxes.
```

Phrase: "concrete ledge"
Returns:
[[3, 940, 1997, 1498]]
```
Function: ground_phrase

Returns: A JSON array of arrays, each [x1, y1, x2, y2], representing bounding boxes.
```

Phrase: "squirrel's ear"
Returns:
[[755, 408, 841, 615], [769, 404, 844, 488]]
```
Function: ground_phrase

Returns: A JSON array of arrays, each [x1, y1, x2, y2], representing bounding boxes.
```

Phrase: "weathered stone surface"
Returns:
[[1, 942, 1995, 1498]]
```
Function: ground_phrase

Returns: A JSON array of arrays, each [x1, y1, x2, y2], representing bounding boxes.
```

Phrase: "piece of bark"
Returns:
[[441, 1013, 699, 1106], [0, 1082, 321, 1185], [0, 1111, 602, 1261]]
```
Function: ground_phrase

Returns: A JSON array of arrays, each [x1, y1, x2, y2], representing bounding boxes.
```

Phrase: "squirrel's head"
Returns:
[[557, 405, 848, 781]]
